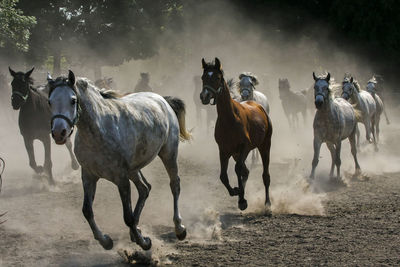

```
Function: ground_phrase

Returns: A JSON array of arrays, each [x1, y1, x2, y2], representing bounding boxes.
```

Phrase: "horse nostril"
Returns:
[[61, 129, 67, 137]]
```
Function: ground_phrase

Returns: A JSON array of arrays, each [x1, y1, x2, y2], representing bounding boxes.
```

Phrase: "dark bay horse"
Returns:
[[8, 67, 79, 185], [200, 58, 273, 211]]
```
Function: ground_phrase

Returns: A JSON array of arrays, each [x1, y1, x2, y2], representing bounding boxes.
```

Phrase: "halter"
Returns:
[[202, 84, 222, 105], [48, 79, 81, 137], [12, 90, 29, 102]]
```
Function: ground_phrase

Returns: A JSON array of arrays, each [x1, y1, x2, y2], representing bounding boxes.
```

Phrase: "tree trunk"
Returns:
[[53, 52, 61, 77]]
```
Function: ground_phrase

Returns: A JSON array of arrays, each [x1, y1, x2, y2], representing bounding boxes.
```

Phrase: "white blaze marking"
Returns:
[[208, 72, 213, 77]]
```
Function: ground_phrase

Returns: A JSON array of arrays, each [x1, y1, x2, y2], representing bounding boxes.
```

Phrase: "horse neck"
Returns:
[[76, 87, 106, 135], [351, 87, 362, 105], [19, 87, 35, 112], [216, 79, 236, 121]]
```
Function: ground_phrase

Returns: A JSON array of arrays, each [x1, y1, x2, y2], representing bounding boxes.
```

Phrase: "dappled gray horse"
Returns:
[[367, 76, 390, 125], [310, 72, 361, 180], [341, 76, 378, 150], [48, 71, 190, 250], [366, 78, 385, 142]]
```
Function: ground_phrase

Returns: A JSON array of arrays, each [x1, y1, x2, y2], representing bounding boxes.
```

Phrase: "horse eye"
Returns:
[[71, 98, 76, 105], [48, 100, 51, 107]]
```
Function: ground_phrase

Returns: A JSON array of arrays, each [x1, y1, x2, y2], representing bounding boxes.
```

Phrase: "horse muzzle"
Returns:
[[315, 95, 324, 109], [341, 92, 350, 100], [200, 92, 211, 105], [51, 118, 72, 145]]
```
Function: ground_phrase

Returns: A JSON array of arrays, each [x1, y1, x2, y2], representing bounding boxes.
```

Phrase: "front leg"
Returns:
[[310, 137, 322, 179], [334, 141, 342, 179], [219, 150, 238, 196], [42, 136, 55, 185], [81, 169, 113, 250], [234, 151, 250, 211], [65, 138, 79, 170], [23, 137, 43, 174]]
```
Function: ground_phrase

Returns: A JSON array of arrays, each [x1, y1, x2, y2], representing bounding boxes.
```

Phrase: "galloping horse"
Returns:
[[341, 76, 378, 149], [8, 67, 79, 185], [367, 76, 390, 125], [310, 72, 361, 180], [48, 71, 190, 250], [200, 58, 273, 210], [366, 78, 385, 142], [278, 78, 308, 128]]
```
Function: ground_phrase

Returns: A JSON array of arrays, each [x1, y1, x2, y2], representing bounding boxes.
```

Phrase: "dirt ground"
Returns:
[[1, 106, 400, 266]]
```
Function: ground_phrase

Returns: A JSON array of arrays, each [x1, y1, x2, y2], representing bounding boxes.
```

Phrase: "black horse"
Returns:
[[8, 67, 79, 185]]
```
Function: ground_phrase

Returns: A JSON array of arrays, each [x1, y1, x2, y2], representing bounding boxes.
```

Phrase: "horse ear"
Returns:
[[215, 57, 222, 71], [9, 67, 16, 77], [350, 77, 353, 83], [25, 67, 34, 78], [68, 70, 75, 86], [325, 72, 331, 82], [202, 58, 206, 69], [313, 72, 317, 81]]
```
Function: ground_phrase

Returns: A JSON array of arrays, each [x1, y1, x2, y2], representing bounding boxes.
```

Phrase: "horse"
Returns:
[[341, 76, 378, 150], [193, 75, 215, 133], [237, 72, 270, 164], [310, 72, 361, 180], [367, 76, 389, 129], [278, 78, 308, 129], [8, 67, 79, 185], [200, 58, 273, 211], [0, 156, 6, 224], [47, 70, 191, 250]]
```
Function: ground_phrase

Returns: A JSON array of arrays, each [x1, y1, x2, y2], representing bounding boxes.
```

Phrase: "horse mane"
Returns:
[[239, 72, 259, 86], [76, 77, 123, 99]]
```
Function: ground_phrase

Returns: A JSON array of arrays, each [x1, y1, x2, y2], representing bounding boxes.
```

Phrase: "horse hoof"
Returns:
[[238, 199, 248, 210], [176, 227, 187, 240], [140, 237, 152, 251], [71, 161, 79, 170], [35, 166, 44, 173], [100, 234, 114, 250]]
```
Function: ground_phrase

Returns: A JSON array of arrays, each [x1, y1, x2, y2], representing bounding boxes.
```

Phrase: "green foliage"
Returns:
[[0, 0, 36, 52]]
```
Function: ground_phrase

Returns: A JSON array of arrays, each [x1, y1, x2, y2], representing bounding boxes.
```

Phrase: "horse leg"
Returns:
[[371, 116, 378, 152], [219, 150, 238, 196], [334, 141, 342, 180], [383, 107, 390, 125], [310, 138, 322, 179], [65, 138, 79, 170], [81, 170, 113, 250], [125, 172, 151, 250], [234, 149, 250, 210], [23, 136, 43, 174], [356, 124, 360, 148], [42, 136, 55, 185], [375, 113, 381, 143], [364, 118, 372, 143], [159, 156, 187, 240], [259, 139, 272, 208], [326, 142, 336, 178], [349, 128, 361, 175]]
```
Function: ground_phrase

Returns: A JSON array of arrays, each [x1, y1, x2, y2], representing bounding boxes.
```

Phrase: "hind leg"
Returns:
[[65, 138, 79, 170], [81, 169, 113, 250], [356, 124, 360, 148], [375, 114, 381, 143], [334, 141, 342, 179], [326, 142, 336, 178], [42, 136, 55, 185], [126, 172, 152, 250], [371, 117, 378, 152], [159, 143, 187, 240], [234, 149, 251, 210], [259, 139, 272, 208], [349, 129, 361, 175]]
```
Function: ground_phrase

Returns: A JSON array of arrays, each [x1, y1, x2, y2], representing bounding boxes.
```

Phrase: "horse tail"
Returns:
[[164, 96, 192, 141], [352, 104, 363, 122]]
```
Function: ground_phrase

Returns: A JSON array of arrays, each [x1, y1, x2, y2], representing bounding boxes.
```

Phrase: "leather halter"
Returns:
[[12, 90, 29, 102]]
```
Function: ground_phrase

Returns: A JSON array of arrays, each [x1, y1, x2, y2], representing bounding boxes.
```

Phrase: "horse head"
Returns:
[[238, 72, 258, 101], [366, 77, 377, 94], [200, 57, 224, 105], [313, 72, 331, 110], [9, 67, 34, 110], [341, 76, 354, 100], [48, 70, 79, 145]]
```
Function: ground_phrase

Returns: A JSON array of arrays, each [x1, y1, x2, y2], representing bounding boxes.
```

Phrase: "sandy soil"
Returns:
[[1, 108, 400, 266]]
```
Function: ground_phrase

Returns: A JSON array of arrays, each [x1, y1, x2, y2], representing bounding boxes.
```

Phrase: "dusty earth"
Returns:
[[1, 105, 400, 267]]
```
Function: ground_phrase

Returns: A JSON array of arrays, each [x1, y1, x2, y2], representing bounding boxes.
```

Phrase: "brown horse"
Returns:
[[200, 58, 273, 210]]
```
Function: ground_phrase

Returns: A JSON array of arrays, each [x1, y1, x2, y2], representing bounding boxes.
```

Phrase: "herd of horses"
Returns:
[[2, 57, 390, 251]]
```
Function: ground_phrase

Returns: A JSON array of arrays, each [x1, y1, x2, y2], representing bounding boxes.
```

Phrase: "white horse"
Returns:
[[366, 79, 385, 142], [310, 72, 361, 180], [47, 71, 191, 251], [237, 72, 270, 164], [341, 76, 378, 149], [238, 72, 270, 113]]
